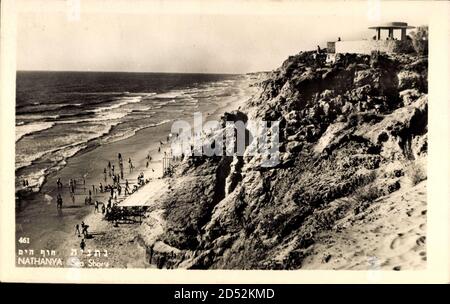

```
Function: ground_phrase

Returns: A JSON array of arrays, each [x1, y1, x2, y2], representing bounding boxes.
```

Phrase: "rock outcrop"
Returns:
[[140, 51, 428, 269]]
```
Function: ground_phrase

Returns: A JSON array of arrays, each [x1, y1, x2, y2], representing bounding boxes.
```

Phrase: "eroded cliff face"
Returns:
[[140, 51, 428, 269]]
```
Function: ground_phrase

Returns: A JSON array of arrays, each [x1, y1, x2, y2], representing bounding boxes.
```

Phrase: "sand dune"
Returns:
[[301, 180, 427, 270]]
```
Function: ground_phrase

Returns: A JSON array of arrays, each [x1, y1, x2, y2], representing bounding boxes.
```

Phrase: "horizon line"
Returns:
[[16, 69, 251, 75]]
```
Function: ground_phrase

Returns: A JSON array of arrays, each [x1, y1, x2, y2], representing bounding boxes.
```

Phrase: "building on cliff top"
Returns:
[[326, 22, 415, 59]]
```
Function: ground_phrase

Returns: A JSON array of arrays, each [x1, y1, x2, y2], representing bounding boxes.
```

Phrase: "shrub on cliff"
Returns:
[[352, 171, 380, 203], [353, 184, 381, 204], [410, 26, 428, 55], [406, 162, 426, 186]]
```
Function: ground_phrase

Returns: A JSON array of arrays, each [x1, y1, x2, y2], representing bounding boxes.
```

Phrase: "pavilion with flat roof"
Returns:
[[369, 22, 415, 41]]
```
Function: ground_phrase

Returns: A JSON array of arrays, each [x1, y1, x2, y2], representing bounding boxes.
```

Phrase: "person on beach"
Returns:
[[112, 165, 115, 176], [82, 225, 88, 236], [71, 193, 75, 205], [158, 147, 161, 153], [128, 157, 134, 172], [118, 153, 122, 162], [146, 161, 149, 168], [99, 183, 103, 192], [80, 239, 86, 251], [81, 222, 89, 237], [103, 168, 107, 182], [101, 204, 106, 215], [56, 194, 63, 209], [94, 201, 99, 213], [75, 224, 81, 237], [84, 196, 89, 205], [57, 178, 62, 189]]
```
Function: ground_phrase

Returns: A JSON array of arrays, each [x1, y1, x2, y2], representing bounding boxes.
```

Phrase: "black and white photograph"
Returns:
[[1, 0, 449, 284]]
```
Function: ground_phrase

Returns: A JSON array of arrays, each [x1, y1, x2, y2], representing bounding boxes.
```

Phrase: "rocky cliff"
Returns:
[[139, 51, 428, 270]]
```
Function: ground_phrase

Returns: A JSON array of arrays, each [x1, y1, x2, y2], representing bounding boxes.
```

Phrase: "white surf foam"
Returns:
[[16, 122, 55, 142], [93, 96, 143, 113]]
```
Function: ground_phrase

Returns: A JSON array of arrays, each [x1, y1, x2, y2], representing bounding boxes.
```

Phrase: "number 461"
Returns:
[[18, 237, 30, 244]]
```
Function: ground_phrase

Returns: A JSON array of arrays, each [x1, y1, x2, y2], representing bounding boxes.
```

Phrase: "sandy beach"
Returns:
[[15, 79, 256, 268], [301, 179, 427, 270]]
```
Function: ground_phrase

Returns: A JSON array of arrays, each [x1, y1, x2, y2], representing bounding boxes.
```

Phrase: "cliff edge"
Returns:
[[139, 51, 428, 270]]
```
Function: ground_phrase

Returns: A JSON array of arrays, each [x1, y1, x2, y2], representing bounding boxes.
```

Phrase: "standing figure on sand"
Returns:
[[56, 178, 62, 189], [128, 157, 134, 173], [75, 224, 81, 237], [56, 194, 63, 209]]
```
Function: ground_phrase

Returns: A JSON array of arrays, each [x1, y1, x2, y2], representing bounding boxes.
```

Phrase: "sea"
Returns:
[[15, 71, 254, 194]]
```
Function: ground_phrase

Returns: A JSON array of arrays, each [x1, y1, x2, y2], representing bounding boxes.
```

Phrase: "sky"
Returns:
[[16, 0, 431, 74]]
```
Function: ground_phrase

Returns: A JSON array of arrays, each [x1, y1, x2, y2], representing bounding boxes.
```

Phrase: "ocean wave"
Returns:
[[67, 91, 152, 96], [16, 122, 55, 142], [153, 91, 184, 99], [59, 111, 132, 124], [16, 103, 83, 114], [131, 107, 155, 113], [16, 150, 50, 171], [16, 114, 61, 121], [93, 96, 143, 113], [129, 92, 157, 97], [16, 122, 113, 171], [16, 168, 47, 193], [16, 142, 89, 193], [154, 99, 178, 107], [103, 119, 172, 144]]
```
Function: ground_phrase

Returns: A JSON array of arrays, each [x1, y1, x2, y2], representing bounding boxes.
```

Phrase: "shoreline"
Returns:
[[76, 89, 252, 268], [15, 78, 257, 268]]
